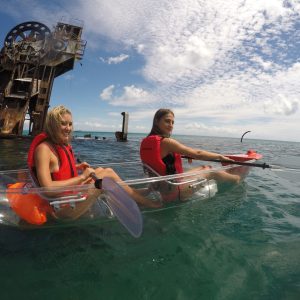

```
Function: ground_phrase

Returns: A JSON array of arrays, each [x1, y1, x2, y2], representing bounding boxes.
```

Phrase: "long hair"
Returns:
[[148, 108, 174, 137], [45, 105, 72, 144]]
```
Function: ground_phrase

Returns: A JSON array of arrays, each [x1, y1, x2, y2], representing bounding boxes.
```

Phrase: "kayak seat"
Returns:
[[43, 193, 88, 211], [142, 163, 210, 202]]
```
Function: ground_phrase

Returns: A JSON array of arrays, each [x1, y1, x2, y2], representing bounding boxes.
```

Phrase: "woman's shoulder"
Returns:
[[35, 141, 56, 155], [161, 137, 180, 148], [161, 137, 173, 143], [36, 141, 51, 149]]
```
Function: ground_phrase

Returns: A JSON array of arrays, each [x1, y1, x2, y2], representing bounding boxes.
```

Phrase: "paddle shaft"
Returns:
[[77, 158, 103, 187], [182, 154, 300, 183], [209, 159, 271, 169], [181, 156, 271, 169], [90, 173, 102, 188]]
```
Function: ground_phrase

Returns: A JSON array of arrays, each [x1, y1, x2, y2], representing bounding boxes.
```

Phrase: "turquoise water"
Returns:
[[0, 133, 300, 300]]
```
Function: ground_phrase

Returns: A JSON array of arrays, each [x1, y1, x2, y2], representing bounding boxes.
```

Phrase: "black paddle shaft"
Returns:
[[90, 173, 102, 189], [77, 158, 103, 188], [181, 156, 271, 169], [208, 159, 271, 169]]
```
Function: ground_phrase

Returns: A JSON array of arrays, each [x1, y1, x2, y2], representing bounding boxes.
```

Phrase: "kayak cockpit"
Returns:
[[0, 150, 262, 228]]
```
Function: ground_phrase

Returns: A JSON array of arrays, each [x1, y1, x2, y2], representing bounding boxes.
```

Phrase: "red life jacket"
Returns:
[[7, 182, 53, 225], [28, 132, 78, 183], [8, 133, 79, 225], [140, 135, 183, 175]]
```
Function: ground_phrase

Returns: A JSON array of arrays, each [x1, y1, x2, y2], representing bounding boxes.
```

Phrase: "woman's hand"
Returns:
[[218, 155, 235, 162], [80, 167, 96, 184], [76, 161, 90, 171]]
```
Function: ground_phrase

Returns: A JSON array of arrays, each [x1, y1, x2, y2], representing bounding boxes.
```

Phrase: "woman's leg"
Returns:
[[52, 191, 100, 220], [208, 170, 240, 184], [94, 167, 162, 208], [173, 165, 239, 201], [186, 165, 240, 184]]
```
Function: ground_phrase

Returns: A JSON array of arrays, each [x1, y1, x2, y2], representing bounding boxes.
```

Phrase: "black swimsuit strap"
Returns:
[[162, 153, 176, 175]]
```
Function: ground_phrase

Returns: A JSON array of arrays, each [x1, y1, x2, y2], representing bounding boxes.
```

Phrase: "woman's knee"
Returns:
[[104, 168, 116, 175], [104, 168, 120, 179]]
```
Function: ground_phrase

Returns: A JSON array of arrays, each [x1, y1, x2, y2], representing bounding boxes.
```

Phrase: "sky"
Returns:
[[0, 0, 300, 142]]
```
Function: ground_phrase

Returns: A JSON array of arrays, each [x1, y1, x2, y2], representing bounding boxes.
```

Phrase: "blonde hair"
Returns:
[[45, 105, 73, 144]]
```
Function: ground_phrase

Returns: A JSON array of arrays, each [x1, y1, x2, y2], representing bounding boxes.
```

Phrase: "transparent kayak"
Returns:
[[0, 151, 261, 229]]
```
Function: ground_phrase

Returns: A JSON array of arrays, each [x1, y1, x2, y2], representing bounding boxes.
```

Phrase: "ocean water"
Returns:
[[0, 133, 300, 300]]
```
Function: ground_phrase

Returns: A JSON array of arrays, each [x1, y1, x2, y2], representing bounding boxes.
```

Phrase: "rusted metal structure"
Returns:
[[0, 20, 86, 138], [115, 112, 129, 141]]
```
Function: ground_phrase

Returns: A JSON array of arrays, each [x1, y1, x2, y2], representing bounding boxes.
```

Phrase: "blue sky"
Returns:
[[1, 0, 300, 142]]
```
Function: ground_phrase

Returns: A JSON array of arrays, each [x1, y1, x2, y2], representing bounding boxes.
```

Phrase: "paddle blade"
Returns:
[[102, 177, 143, 238]]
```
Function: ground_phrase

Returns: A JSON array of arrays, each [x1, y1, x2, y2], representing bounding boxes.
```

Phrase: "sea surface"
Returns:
[[0, 132, 299, 300]]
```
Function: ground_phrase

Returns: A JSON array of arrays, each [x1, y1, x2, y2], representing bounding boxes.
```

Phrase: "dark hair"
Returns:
[[148, 108, 174, 137]]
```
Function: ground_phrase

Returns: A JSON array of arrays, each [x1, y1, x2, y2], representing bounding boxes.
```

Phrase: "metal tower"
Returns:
[[0, 20, 86, 138]]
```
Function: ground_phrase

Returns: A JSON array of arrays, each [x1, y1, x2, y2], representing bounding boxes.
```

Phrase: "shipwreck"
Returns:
[[0, 20, 86, 138]]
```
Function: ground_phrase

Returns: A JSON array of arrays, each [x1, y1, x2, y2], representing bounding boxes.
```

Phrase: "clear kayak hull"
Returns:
[[0, 151, 261, 229]]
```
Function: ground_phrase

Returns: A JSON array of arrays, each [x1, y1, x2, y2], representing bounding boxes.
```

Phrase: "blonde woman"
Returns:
[[28, 105, 160, 219]]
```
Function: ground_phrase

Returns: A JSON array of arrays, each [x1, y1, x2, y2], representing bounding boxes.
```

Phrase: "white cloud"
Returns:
[[100, 85, 115, 100], [0, 0, 68, 29], [107, 54, 129, 64], [264, 95, 299, 116], [136, 44, 145, 53], [2, 0, 300, 141], [99, 54, 129, 64], [185, 122, 237, 135], [99, 84, 158, 107]]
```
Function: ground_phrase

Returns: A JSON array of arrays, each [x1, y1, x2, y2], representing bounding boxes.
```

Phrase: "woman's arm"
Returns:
[[161, 138, 233, 161], [34, 143, 93, 188]]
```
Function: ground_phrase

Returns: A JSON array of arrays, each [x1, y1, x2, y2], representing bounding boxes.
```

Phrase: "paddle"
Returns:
[[182, 156, 300, 180], [91, 174, 143, 238], [208, 160, 271, 169], [77, 160, 143, 238]]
